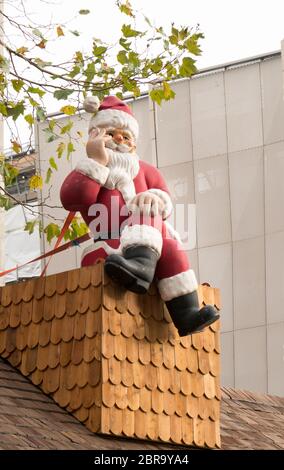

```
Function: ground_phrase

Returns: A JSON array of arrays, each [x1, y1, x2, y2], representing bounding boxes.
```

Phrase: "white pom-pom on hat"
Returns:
[[83, 96, 100, 113]]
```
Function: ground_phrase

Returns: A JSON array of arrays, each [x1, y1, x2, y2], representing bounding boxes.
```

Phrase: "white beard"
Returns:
[[104, 147, 140, 194]]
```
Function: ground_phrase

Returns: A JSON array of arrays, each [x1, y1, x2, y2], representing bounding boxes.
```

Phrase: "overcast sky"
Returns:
[[4, 0, 284, 147], [20, 0, 284, 69]]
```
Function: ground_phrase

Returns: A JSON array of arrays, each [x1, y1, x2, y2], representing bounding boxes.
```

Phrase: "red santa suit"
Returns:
[[60, 153, 198, 302], [60, 96, 219, 337]]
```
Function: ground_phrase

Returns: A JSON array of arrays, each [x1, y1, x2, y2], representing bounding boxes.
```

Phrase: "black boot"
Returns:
[[166, 290, 219, 336], [104, 245, 158, 294]]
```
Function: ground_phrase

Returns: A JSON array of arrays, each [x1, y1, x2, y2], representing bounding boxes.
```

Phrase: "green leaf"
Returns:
[[49, 157, 58, 171], [60, 105, 77, 115], [93, 46, 107, 57], [163, 39, 170, 50], [43, 127, 59, 143], [0, 195, 13, 211], [36, 106, 46, 121], [128, 51, 140, 68], [48, 119, 56, 131], [150, 58, 163, 73], [166, 62, 177, 79], [25, 220, 37, 235], [60, 121, 73, 135], [121, 24, 141, 38], [178, 27, 189, 41], [0, 102, 8, 116], [169, 35, 178, 46], [117, 50, 128, 65], [32, 28, 44, 39], [70, 30, 80, 37], [144, 16, 152, 27], [24, 114, 34, 126], [67, 141, 75, 160], [34, 58, 52, 68], [179, 57, 196, 77], [0, 55, 9, 72], [3, 163, 19, 186], [84, 62, 96, 82], [121, 78, 137, 93], [184, 37, 202, 56], [45, 167, 53, 184], [29, 97, 39, 108], [69, 65, 81, 78], [79, 9, 90, 15], [64, 218, 89, 241], [171, 25, 179, 38], [149, 88, 164, 106], [7, 102, 25, 121], [11, 79, 24, 92], [119, 38, 131, 50], [44, 223, 60, 243], [27, 86, 45, 97], [53, 89, 73, 100], [118, 1, 134, 17]]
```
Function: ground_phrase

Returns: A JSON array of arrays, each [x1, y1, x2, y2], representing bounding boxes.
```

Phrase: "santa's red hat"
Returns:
[[83, 95, 139, 141]]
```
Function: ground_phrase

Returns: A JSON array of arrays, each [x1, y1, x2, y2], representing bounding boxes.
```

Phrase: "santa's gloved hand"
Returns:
[[86, 128, 111, 166], [129, 192, 165, 217]]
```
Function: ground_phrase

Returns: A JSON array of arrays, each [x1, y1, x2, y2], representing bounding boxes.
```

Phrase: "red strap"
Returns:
[[0, 232, 90, 279], [0, 212, 91, 279], [40, 211, 76, 277]]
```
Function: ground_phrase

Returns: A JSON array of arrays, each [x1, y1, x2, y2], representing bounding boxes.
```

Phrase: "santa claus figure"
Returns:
[[60, 96, 219, 336]]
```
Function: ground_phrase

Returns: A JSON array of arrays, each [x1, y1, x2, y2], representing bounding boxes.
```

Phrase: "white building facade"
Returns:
[[37, 48, 284, 395]]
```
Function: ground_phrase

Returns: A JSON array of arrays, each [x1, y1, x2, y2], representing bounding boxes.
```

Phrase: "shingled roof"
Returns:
[[1, 265, 284, 450], [221, 387, 284, 450], [0, 357, 189, 450], [1, 356, 284, 450]]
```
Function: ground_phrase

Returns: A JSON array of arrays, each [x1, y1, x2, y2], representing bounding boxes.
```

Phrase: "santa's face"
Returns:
[[99, 126, 139, 188], [103, 127, 136, 154]]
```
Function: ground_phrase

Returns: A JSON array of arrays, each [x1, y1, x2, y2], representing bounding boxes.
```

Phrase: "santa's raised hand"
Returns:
[[86, 127, 111, 166]]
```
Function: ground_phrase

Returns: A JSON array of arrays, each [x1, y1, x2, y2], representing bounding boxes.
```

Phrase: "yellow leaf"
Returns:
[[77, 131, 83, 138], [57, 26, 64, 37], [29, 174, 43, 190], [11, 140, 22, 154], [37, 39, 47, 49], [16, 46, 29, 55], [75, 51, 83, 63], [56, 141, 66, 158], [60, 105, 76, 115]]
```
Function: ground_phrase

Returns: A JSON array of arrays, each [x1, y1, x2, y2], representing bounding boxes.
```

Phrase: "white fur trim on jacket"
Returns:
[[81, 240, 121, 262], [158, 269, 198, 301], [75, 158, 109, 185], [147, 189, 173, 219], [89, 109, 139, 140], [120, 224, 163, 257]]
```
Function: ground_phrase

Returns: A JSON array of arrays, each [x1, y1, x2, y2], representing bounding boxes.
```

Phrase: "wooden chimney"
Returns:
[[0, 263, 221, 448]]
